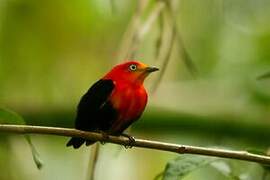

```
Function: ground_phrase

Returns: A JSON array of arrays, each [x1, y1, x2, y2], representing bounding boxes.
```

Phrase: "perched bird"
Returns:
[[66, 61, 159, 148]]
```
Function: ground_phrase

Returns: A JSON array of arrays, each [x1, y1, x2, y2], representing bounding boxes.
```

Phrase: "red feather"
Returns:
[[67, 61, 158, 148]]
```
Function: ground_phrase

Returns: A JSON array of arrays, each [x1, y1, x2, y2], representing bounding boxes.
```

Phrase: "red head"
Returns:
[[103, 61, 159, 85]]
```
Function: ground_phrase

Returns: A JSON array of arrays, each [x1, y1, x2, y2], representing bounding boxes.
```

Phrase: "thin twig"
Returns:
[[0, 124, 270, 165], [129, 1, 165, 59], [166, 0, 198, 76], [151, 12, 176, 92], [257, 71, 270, 80], [117, 0, 164, 61], [175, 31, 198, 76], [155, 7, 165, 60], [116, 0, 146, 61], [110, 0, 116, 14], [87, 144, 100, 180], [137, 1, 165, 40]]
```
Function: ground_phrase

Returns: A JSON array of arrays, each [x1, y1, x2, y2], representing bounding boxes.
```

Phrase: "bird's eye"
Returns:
[[129, 64, 137, 71]]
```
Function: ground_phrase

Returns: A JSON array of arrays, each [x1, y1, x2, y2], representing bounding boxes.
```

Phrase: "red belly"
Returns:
[[109, 84, 148, 133]]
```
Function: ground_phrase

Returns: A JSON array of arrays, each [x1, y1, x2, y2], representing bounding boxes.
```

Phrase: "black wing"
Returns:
[[75, 79, 117, 131], [67, 79, 117, 148]]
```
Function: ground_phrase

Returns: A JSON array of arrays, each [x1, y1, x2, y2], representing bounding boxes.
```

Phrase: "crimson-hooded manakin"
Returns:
[[66, 61, 159, 148]]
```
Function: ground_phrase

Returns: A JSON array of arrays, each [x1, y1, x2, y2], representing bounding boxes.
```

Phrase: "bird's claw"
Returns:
[[100, 141, 106, 145], [97, 130, 109, 145], [121, 133, 135, 149]]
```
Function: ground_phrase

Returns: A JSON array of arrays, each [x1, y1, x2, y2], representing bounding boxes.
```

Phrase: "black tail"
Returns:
[[66, 137, 85, 149], [85, 140, 96, 146], [66, 137, 96, 148]]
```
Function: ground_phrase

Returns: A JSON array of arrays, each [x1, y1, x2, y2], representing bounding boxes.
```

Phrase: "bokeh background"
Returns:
[[1, 0, 270, 179]]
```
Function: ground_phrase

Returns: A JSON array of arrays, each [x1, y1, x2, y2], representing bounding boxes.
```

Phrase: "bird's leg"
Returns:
[[120, 133, 135, 149], [95, 130, 109, 145]]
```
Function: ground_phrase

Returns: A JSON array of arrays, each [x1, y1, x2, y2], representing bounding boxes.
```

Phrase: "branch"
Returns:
[[116, 0, 147, 61], [151, 8, 176, 92], [87, 144, 100, 180], [0, 124, 270, 165]]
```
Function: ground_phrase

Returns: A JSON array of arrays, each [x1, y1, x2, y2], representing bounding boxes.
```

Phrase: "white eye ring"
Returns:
[[129, 64, 137, 71]]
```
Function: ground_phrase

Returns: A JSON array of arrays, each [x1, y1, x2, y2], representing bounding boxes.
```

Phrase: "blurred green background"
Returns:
[[1, 0, 270, 179]]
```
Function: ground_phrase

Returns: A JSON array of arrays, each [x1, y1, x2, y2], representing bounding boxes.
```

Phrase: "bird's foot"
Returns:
[[121, 133, 135, 149], [96, 130, 109, 145]]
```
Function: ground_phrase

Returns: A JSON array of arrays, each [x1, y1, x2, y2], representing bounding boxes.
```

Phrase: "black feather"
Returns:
[[66, 137, 85, 149], [66, 79, 118, 149]]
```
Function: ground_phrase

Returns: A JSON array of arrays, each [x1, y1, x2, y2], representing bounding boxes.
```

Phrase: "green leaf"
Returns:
[[246, 148, 267, 155], [0, 107, 43, 169], [24, 135, 43, 169], [154, 172, 164, 180], [257, 71, 270, 80], [0, 107, 25, 124], [162, 155, 267, 180], [162, 155, 216, 180], [210, 161, 239, 179]]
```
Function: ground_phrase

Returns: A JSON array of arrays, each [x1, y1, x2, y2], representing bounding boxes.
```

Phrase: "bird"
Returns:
[[66, 61, 159, 149]]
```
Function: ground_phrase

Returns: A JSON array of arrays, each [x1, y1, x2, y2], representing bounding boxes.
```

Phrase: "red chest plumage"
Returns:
[[109, 81, 148, 132], [67, 61, 158, 148]]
